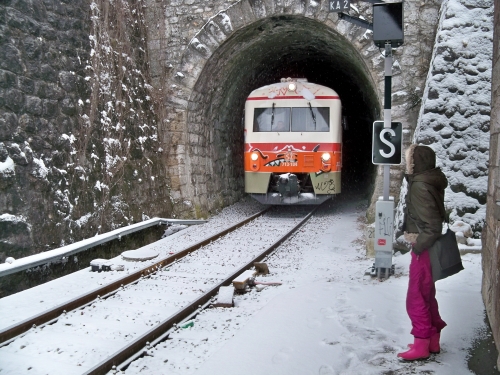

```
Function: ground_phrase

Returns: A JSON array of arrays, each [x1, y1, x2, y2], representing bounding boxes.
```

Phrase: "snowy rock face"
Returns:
[[412, 0, 493, 234]]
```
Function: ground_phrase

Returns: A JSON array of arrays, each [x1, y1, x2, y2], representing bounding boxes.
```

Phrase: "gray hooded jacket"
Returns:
[[403, 145, 448, 254]]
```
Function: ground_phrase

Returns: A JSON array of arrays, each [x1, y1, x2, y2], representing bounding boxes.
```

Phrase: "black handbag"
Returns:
[[428, 225, 464, 282], [427, 189, 464, 282]]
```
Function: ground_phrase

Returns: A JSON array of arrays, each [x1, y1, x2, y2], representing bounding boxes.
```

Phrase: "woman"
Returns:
[[398, 144, 448, 361]]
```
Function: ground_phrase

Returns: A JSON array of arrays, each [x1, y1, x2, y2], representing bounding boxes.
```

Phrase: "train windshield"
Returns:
[[253, 107, 290, 132], [291, 107, 329, 132], [253, 107, 329, 132]]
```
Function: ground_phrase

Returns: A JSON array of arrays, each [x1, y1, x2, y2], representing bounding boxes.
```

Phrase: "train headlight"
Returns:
[[288, 83, 296, 92], [321, 153, 331, 162], [251, 153, 259, 161]]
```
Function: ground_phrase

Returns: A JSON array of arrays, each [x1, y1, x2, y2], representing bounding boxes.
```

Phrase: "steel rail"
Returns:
[[83, 204, 321, 375], [0, 208, 270, 345]]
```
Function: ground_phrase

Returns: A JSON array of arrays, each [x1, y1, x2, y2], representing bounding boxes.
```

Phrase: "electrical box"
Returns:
[[373, 3, 404, 48], [374, 199, 394, 269]]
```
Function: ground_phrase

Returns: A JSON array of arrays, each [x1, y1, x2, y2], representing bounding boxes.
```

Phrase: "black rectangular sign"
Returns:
[[329, 0, 350, 12], [373, 3, 404, 48], [372, 121, 402, 165]]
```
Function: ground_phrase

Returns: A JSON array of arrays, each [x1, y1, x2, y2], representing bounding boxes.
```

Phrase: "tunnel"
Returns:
[[184, 15, 381, 209]]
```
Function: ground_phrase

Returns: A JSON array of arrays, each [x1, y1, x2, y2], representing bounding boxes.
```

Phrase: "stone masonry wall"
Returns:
[[0, 0, 93, 259], [482, 1, 500, 368], [0, 0, 173, 260]]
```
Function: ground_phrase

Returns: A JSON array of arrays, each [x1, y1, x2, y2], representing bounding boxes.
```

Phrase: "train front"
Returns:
[[244, 79, 342, 205]]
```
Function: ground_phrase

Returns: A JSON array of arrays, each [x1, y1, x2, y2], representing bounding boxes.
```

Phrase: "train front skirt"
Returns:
[[245, 171, 341, 205], [249, 192, 333, 205]]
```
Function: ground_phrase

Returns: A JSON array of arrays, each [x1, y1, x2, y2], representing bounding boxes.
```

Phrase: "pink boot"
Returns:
[[407, 332, 441, 354], [429, 332, 440, 353], [398, 338, 430, 361]]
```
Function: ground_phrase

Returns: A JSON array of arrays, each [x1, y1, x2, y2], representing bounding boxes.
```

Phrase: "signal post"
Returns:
[[337, 2, 404, 278]]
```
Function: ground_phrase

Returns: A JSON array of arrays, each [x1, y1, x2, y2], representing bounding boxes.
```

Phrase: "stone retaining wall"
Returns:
[[0, 0, 93, 259], [0, 0, 173, 260]]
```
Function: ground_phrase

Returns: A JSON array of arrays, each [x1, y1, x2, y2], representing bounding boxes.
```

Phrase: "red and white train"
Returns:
[[244, 79, 342, 204]]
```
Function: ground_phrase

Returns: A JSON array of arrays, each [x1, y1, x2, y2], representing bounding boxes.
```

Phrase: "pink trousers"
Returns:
[[406, 250, 447, 338]]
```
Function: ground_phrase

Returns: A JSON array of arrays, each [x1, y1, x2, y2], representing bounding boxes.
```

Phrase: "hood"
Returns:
[[412, 167, 448, 190], [405, 144, 436, 174], [405, 144, 448, 190]]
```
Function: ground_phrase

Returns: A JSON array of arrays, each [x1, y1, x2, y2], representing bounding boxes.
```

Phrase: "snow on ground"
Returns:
[[0, 196, 486, 374], [120, 197, 485, 375]]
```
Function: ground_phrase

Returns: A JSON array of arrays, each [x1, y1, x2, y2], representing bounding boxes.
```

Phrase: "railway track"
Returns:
[[0, 207, 269, 346], [0, 204, 322, 375]]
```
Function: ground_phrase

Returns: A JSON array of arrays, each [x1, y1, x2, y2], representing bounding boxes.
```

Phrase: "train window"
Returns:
[[253, 108, 291, 132], [291, 107, 330, 132]]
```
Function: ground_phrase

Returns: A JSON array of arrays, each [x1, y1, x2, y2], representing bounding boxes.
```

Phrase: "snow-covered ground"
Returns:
[[0, 196, 487, 374], [122, 197, 485, 375]]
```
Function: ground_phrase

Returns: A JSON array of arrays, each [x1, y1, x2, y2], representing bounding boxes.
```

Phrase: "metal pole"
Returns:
[[374, 43, 394, 279], [383, 43, 392, 201]]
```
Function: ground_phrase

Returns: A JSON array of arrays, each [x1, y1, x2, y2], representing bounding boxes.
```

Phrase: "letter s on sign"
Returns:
[[379, 128, 396, 158]]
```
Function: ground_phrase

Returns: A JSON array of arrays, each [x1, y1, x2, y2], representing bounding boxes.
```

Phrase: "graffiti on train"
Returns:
[[315, 180, 336, 194]]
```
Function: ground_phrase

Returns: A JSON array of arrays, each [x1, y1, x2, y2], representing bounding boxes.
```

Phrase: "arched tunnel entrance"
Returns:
[[184, 15, 380, 212]]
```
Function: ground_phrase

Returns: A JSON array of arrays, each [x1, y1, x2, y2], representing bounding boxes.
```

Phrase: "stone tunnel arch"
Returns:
[[166, 4, 391, 217]]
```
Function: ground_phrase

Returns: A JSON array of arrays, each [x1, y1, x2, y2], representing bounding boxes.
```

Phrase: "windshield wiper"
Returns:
[[271, 102, 275, 128], [308, 102, 317, 129]]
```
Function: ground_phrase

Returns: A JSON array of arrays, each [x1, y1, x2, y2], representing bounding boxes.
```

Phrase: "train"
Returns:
[[244, 78, 342, 204]]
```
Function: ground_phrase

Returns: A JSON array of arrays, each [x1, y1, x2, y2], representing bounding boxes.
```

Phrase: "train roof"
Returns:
[[247, 80, 339, 101]]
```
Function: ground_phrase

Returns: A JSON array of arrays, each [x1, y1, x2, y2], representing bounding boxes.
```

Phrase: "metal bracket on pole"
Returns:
[[337, 13, 373, 30]]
